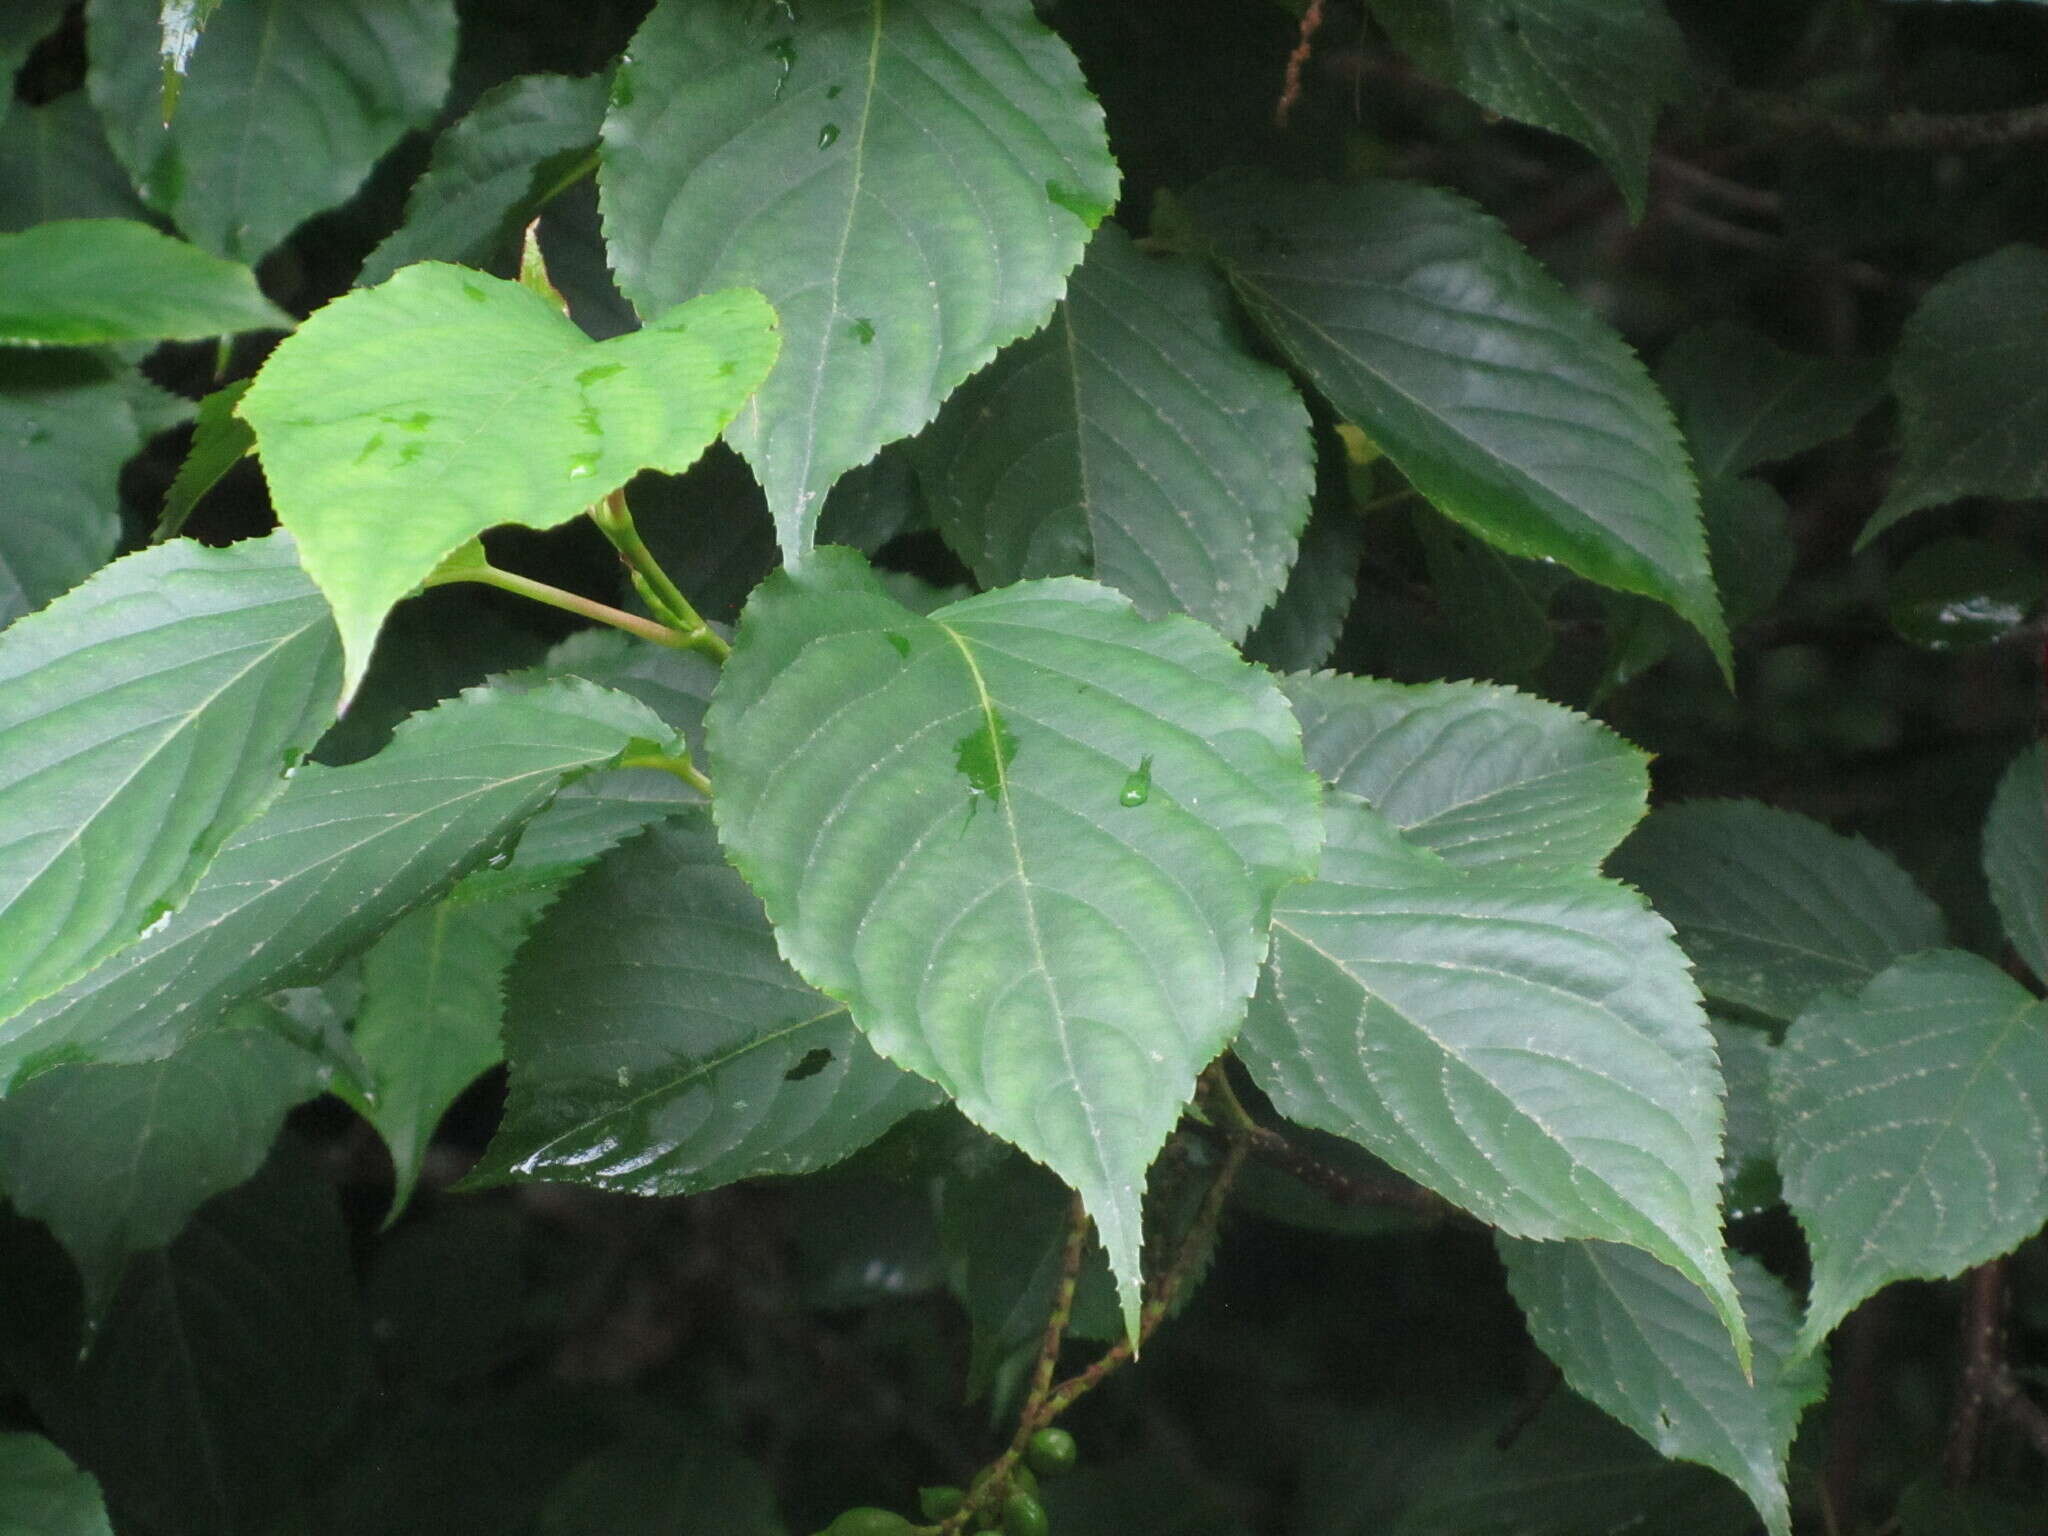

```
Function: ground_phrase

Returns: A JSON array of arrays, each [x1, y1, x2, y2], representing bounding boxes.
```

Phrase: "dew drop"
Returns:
[[608, 69, 634, 109], [1118, 753, 1154, 807], [850, 317, 875, 344], [954, 712, 1018, 800], [766, 35, 796, 97], [817, 121, 840, 150], [616, 1066, 632, 1089], [884, 630, 909, 658], [568, 452, 600, 479], [462, 281, 488, 303]]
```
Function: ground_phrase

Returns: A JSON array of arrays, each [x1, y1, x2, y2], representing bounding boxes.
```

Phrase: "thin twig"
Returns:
[[1724, 87, 2048, 151], [1273, 0, 1326, 128]]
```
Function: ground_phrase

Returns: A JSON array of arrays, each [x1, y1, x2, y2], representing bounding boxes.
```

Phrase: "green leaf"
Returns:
[[0, 1433, 114, 1536], [1701, 474, 1795, 628], [0, 1017, 326, 1319], [1413, 506, 1555, 687], [1187, 171, 1727, 671], [536, 1415, 785, 1536], [345, 888, 549, 1223], [600, 0, 1119, 557], [86, 0, 459, 262], [0, 1153, 372, 1536], [1984, 743, 2046, 986], [0, 220, 290, 346], [0, 349, 133, 630], [1283, 672, 1650, 876], [1886, 535, 2043, 651], [156, 377, 253, 540], [1772, 948, 2048, 1352], [706, 548, 1322, 1332], [358, 71, 609, 288], [157, 0, 227, 121], [1368, 0, 1688, 218], [1608, 800, 1944, 1024], [1498, 1241, 1825, 1536], [1656, 320, 1886, 479], [0, 531, 340, 1023], [1240, 504, 1363, 674], [1862, 245, 2048, 545], [0, 3, 72, 136], [1897, 1481, 2044, 1536], [0, 676, 684, 1090], [1713, 1018, 1778, 1209], [239, 262, 778, 705], [1237, 793, 1746, 1361], [914, 222, 1312, 640], [471, 811, 943, 1195], [0, 95, 148, 233]]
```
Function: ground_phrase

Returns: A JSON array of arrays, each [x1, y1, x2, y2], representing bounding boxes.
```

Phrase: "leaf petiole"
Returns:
[[588, 488, 732, 662]]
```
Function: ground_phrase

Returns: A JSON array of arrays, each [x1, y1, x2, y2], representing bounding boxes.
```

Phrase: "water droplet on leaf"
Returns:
[[884, 630, 909, 658], [954, 712, 1018, 800], [1118, 754, 1153, 807], [462, 282, 487, 303], [568, 452, 599, 479], [850, 317, 875, 344], [818, 122, 841, 149]]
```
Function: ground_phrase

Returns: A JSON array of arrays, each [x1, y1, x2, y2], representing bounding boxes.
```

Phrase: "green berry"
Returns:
[[1024, 1427, 1078, 1478], [820, 1509, 913, 1536], [919, 1486, 966, 1521], [1008, 1463, 1039, 1499], [1002, 1490, 1049, 1536]]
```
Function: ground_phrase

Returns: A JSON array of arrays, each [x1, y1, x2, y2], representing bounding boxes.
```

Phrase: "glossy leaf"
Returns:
[[0, 676, 684, 1090], [0, 220, 289, 346], [156, 378, 253, 540], [239, 261, 778, 704], [1369, 0, 1688, 217], [1984, 743, 2046, 987], [86, 0, 459, 262], [1241, 504, 1363, 674], [1237, 794, 1745, 1359], [1773, 948, 2048, 1352], [1863, 244, 2048, 545], [1885, 536, 2042, 651], [0, 1433, 114, 1536], [1656, 320, 1886, 479], [472, 811, 943, 1195], [358, 71, 609, 288], [0, 350, 133, 630], [1187, 171, 1727, 670], [0, 532, 340, 1024], [915, 222, 1312, 639], [600, 0, 1119, 556], [0, 95, 150, 234], [707, 548, 1321, 1331], [1609, 800, 1944, 1024], [0, 1018, 326, 1319], [1284, 672, 1650, 876], [1499, 1241, 1825, 1536]]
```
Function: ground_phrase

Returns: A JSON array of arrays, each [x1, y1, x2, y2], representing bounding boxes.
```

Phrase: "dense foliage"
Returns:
[[1, 1, 2045, 1532]]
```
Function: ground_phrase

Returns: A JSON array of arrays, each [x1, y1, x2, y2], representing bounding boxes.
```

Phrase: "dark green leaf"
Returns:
[[156, 377, 253, 539], [0, 3, 73, 136], [0, 219, 289, 345], [1984, 743, 2046, 986], [0, 95, 149, 232], [600, 0, 1119, 556], [1240, 503, 1363, 673], [1608, 800, 1945, 1024], [0, 349, 132, 630], [1657, 320, 1886, 479], [1188, 170, 1727, 669], [1885, 535, 2042, 651], [1772, 948, 2048, 1352], [536, 1414, 785, 1536], [1412, 505, 1554, 686], [0, 531, 339, 1022], [0, 1433, 115, 1536], [1713, 1018, 1778, 1210], [916, 222, 1313, 639], [1702, 474, 1794, 628]]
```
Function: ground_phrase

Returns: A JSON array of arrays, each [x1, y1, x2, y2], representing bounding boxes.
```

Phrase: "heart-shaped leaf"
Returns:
[[706, 548, 1322, 1332], [238, 261, 778, 705]]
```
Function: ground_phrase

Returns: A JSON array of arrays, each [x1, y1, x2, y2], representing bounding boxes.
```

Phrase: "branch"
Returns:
[[1724, 87, 2048, 151]]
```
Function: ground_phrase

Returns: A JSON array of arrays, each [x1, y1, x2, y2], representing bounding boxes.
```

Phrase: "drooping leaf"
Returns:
[[600, 0, 1119, 557], [0, 532, 340, 1024], [85, 0, 459, 262], [1368, 0, 1688, 218], [358, 71, 610, 288], [0, 1015, 326, 1319], [155, 377, 253, 540], [1984, 743, 2046, 986], [1656, 320, 1886, 479], [535, 1414, 785, 1536], [706, 548, 1322, 1332], [0, 95, 148, 232], [0, 1433, 115, 1536], [1187, 170, 1727, 670], [1241, 503, 1363, 674], [1499, 1240, 1825, 1536], [915, 222, 1312, 639], [156, 0, 228, 121], [0, 220, 289, 346], [1237, 793, 1745, 1360], [1861, 245, 2048, 546], [239, 261, 778, 704], [471, 811, 943, 1195], [1283, 672, 1650, 876], [1608, 800, 1944, 1024], [1772, 948, 2048, 1352], [0, 349, 133, 630], [0, 676, 684, 1090]]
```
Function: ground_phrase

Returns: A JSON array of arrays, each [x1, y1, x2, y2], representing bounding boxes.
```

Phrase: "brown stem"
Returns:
[[1822, 1292, 1892, 1525], [1944, 1261, 2008, 1484], [1723, 87, 2048, 151], [1273, 0, 1326, 128]]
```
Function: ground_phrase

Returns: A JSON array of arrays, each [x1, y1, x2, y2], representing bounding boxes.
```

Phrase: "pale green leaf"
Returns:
[[1188, 171, 1727, 670], [471, 811, 943, 1194], [1369, 0, 1688, 217], [0, 531, 339, 1024], [706, 548, 1322, 1332], [915, 222, 1312, 639], [239, 262, 778, 704], [0, 349, 132, 630], [86, 0, 458, 262], [1773, 948, 2048, 1352], [358, 71, 609, 288], [1608, 800, 1944, 1024], [0, 220, 289, 346], [1983, 743, 2045, 986], [600, 0, 1119, 556], [0, 1017, 325, 1320], [1657, 320, 1886, 479], [1238, 793, 1745, 1360], [0, 95, 149, 232], [1862, 245, 2048, 545], [1241, 504, 1363, 674], [0, 676, 683, 1090], [0, 1433, 114, 1536], [1284, 672, 1650, 876], [1499, 1241, 1825, 1536]]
